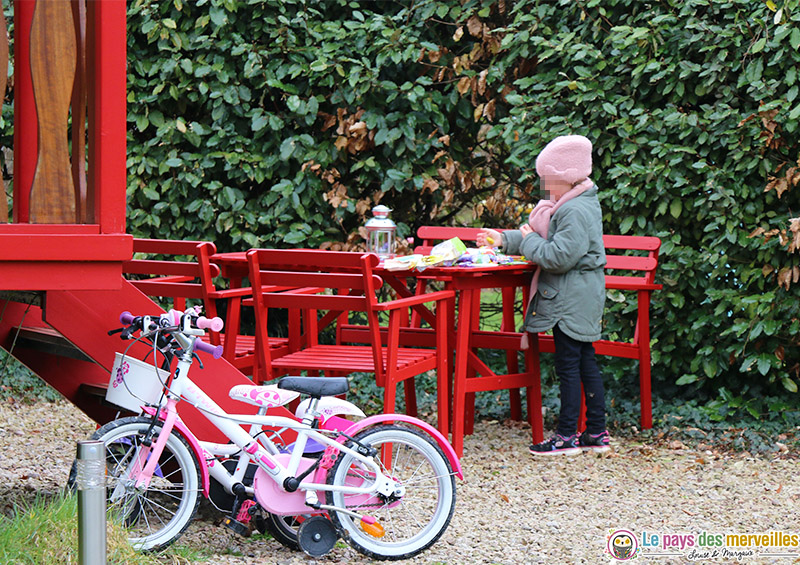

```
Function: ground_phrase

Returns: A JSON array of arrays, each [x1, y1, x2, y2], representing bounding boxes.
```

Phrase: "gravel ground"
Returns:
[[1, 399, 799, 564]]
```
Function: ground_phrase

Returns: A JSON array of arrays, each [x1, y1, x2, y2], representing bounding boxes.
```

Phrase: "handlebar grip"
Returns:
[[197, 316, 224, 332], [194, 339, 223, 359], [119, 311, 135, 325]]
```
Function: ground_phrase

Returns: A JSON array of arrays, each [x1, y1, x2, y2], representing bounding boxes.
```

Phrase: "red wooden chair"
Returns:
[[246, 249, 455, 435], [123, 238, 219, 313], [123, 239, 293, 379]]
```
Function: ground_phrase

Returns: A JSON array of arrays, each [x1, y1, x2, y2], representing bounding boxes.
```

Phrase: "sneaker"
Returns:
[[578, 430, 611, 453], [529, 434, 580, 456]]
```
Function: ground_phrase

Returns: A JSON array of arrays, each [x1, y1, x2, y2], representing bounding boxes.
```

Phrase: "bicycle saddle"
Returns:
[[277, 376, 349, 398]]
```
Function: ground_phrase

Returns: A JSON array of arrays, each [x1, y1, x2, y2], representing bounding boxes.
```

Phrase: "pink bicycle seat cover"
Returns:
[[228, 384, 300, 408]]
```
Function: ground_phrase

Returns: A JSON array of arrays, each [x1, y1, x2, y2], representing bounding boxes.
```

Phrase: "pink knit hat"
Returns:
[[535, 135, 592, 185]]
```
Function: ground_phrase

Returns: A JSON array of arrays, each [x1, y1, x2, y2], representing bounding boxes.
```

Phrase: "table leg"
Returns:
[[464, 289, 480, 435], [525, 333, 544, 444], [502, 287, 522, 420], [451, 288, 474, 457], [435, 295, 451, 437]]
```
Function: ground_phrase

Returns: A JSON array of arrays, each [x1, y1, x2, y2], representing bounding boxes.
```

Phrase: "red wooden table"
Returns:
[[210, 251, 541, 456], [375, 262, 540, 455]]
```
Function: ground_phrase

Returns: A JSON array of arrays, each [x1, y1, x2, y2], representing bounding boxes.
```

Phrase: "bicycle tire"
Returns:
[[70, 416, 201, 551], [260, 512, 313, 550], [325, 425, 456, 560]]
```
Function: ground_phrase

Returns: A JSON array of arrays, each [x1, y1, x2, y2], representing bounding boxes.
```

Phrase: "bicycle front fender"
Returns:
[[340, 414, 463, 480], [142, 406, 210, 498]]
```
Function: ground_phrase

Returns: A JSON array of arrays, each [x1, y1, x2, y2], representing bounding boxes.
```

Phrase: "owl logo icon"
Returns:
[[607, 530, 639, 561]]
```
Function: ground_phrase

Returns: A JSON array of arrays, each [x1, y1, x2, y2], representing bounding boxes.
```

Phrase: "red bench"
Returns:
[[415, 227, 662, 430]]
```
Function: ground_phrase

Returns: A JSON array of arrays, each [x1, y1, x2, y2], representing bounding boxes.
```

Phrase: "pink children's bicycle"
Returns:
[[70, 307, 461, 559]]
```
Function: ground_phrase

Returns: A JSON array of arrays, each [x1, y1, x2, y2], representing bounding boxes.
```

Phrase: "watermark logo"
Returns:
[[607, 530, 640, 561], [605, 529, 800, 561]]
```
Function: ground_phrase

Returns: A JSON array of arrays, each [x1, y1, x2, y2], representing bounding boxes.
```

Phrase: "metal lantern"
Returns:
[[365, 205, 397, 259]]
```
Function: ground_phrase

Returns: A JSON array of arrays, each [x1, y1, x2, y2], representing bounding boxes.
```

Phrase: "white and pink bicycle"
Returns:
[[72, 307, 461, 559]]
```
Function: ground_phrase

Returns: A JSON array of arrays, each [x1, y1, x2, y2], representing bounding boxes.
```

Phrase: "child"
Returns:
[[478, 135, 610, 455]]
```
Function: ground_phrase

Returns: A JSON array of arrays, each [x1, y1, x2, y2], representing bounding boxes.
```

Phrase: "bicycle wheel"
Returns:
[[82, 416, 201, 551], [325, 425, 456, 560], [259, 512, 312, 550]]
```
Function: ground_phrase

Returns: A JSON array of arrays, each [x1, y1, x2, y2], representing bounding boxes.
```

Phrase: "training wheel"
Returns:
[[297, 516, 339, 557]]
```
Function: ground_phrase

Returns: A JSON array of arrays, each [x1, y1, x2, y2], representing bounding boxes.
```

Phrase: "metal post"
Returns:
[[76, 440, 107, 565]]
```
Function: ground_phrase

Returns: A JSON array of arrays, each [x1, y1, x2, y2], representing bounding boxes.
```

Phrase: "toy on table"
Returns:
[[382, 236, 529, 271]]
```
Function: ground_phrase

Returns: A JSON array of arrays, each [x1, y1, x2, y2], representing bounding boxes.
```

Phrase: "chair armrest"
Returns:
[[126, 275, 195, 284], [605, 281, 663, 291], [210, 284, 315, 300], [208, 287, 253, 299], [242, 286, 324, 307], [374, 289, 455, 311]]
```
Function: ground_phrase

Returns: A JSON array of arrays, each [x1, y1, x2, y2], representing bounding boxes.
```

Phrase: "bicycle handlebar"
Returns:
[[117, 309, 224, 359]]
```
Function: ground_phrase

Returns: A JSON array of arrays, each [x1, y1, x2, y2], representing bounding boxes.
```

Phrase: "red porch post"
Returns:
[[88, 0, 127, 233]]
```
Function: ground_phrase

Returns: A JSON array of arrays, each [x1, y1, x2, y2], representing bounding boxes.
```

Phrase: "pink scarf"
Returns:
[[520, 178, 593, 349]]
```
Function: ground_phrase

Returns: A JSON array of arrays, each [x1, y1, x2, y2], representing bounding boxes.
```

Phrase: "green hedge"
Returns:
[[124, 0, 797, 415], [479, 0, 800, 413]]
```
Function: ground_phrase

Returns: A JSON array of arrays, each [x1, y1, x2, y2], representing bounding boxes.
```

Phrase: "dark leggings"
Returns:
[[553, 323, 606, 436]]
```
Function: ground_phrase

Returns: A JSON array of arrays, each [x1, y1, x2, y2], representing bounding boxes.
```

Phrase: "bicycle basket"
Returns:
[[107, 352, 169, 412]]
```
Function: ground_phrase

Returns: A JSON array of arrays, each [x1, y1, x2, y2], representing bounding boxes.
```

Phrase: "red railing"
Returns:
[[4, 0, 126, 230], [0, 0, 131, 291]]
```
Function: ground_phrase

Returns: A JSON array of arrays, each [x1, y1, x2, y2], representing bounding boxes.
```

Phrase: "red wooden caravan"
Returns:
[[0, 0, 252, 439]]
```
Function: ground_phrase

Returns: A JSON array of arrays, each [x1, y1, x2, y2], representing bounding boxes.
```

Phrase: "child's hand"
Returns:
[[477, 229, 501, 248], [520, 224, 534, 237]]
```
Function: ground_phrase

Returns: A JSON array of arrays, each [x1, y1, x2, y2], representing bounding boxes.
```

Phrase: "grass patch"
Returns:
[[163, 544, 213, 562], [0, 492, 159, 564]]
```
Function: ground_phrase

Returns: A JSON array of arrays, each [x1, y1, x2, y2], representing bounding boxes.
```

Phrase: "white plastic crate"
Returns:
[[106, 352, 169, 412]]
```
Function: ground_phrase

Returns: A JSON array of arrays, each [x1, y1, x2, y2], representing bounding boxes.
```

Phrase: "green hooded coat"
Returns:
[[502, 186, 606, 342]]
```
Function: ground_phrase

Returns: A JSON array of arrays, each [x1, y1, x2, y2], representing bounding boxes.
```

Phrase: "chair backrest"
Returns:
[[602, 235, 661, 287], [247, 249, 383, 313], [246, 249, 385, 377], [123, 239, 220, 312]]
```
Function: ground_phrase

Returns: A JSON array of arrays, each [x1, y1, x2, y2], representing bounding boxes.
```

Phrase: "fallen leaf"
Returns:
[[467, 15, 483, 37]]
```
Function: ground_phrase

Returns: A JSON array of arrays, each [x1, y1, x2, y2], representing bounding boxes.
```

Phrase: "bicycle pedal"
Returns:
[[236, 499, 257, 523], [223, 516, 252, 538]]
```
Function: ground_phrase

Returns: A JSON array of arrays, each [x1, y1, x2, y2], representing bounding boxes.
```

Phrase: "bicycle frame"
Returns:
[[128, 329, 408, 517]]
